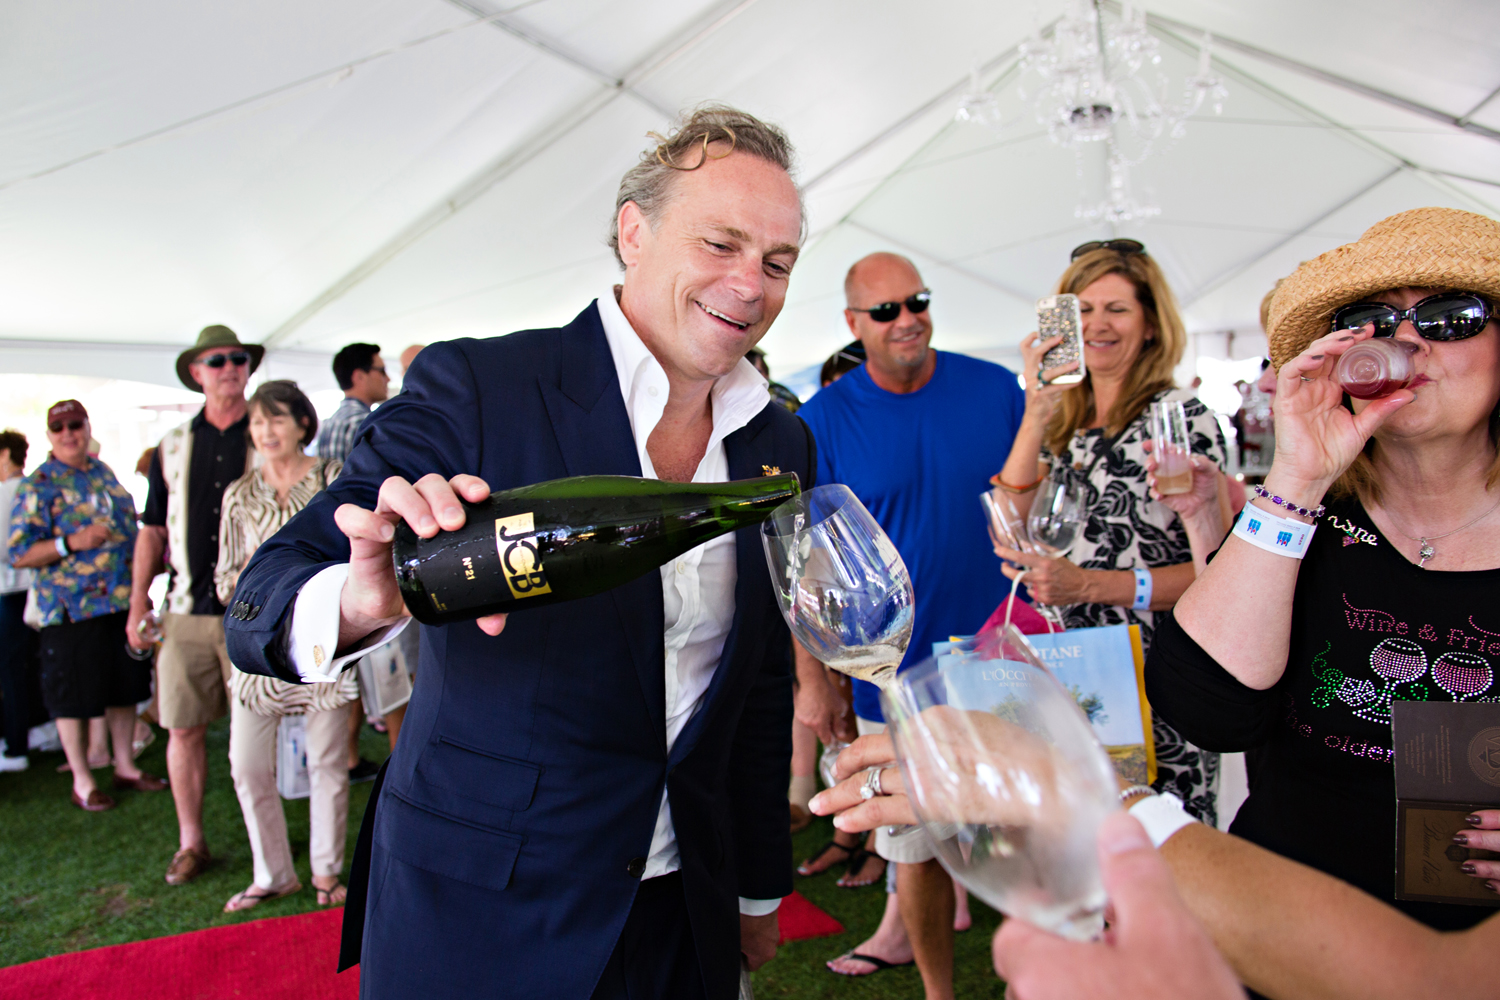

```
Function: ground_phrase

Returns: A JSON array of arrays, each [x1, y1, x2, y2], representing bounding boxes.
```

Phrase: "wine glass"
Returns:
[[880, 624, 1120, 941], [762, 484, 915, 807], [1024, 478, 1084, 627], [761, 485, 915, 689]]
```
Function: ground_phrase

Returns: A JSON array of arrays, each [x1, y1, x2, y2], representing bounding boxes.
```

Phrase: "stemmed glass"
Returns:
[[880, 624, 1120, 941], [1024, 478, 1085, 626], [761, 485, 915, 689], [762, 485, 915, 801]]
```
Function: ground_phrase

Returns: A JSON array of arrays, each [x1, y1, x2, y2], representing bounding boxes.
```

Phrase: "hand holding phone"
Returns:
[[1037, 294, 1085, 385]]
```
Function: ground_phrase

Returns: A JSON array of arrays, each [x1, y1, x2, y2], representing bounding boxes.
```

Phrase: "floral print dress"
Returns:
[[1046, 387, 1228, 823]]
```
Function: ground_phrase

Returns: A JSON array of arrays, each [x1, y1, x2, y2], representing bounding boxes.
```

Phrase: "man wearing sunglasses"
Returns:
[[795, 252, 1026, 999], [129, 324, 263, 886]]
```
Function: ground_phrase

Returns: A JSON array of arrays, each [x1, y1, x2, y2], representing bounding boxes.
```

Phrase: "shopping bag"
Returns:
[[276, 714, 311, 801]]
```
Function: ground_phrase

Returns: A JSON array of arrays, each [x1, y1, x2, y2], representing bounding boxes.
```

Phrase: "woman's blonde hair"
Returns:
[[1044, 249, 1187, 457]]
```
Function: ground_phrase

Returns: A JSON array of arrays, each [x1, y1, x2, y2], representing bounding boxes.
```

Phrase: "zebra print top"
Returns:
[[217, 458, 359, 716]]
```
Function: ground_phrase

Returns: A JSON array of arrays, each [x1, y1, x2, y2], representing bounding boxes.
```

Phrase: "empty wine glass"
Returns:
[[1023, 478, 1084, 627], [761, 485, 915, 689], [881, 624, 1119, 941]]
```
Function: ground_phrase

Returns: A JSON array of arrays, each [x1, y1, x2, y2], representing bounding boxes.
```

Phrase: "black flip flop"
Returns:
[[828, 951, 915, 976], [836, 848, 886, 888], [796, 839, 856, 876]]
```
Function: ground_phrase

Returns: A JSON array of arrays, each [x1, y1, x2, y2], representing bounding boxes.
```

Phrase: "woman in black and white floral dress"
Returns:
[[992, 242, 1229, 823]]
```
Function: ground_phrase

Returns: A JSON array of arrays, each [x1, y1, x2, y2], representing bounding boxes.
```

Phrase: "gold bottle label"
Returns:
[[495, 512, 552, 600]]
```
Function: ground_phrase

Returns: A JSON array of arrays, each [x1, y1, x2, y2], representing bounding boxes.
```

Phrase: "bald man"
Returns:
[[794, 253, 1026, 999]]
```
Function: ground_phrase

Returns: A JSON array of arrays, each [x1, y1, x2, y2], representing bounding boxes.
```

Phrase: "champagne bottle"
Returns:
[[393, 473, 800, 626]]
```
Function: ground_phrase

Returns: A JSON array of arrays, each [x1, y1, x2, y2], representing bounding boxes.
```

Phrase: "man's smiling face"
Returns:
[[616, 147, 802, 383]]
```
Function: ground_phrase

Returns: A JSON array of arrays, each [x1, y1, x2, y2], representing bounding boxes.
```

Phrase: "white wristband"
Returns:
[[1232, 505, 1316, 559], [55, 536, 69, 558], [1131, 567, 1152, 611], [1127, 791, 1199, 848]]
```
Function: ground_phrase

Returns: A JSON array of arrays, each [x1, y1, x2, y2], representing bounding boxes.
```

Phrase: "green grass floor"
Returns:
[[750, 818, 1007, 998], [0, 717, 388, 967], [1, 723, 1005, 997]]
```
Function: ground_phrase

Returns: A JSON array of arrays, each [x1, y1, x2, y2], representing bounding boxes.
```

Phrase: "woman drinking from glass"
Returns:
[[217, 380, 357, 912], [1148, 207, 1500, 932], [991, 242, 1228, 821]]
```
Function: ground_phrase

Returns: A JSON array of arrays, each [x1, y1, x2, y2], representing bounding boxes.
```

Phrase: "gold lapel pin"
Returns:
[[761, 465, 781, 476]]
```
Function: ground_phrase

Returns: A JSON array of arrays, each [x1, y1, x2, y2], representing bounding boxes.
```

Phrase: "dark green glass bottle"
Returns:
[[392, 473, 800, 625]]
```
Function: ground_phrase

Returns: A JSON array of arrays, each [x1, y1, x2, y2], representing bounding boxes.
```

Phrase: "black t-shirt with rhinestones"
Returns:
[[1147, 495, 1499, 930]]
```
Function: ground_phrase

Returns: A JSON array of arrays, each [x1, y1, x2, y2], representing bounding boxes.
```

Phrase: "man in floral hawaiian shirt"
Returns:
[[10, 400, 165, 810]]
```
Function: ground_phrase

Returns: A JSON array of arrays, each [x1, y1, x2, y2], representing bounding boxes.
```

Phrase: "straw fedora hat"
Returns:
[[1266, 207, 1500, 369], [176, 325, 264, 392]]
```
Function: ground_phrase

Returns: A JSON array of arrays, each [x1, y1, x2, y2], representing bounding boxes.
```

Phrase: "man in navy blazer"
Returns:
[[223, 106, 814, 999]]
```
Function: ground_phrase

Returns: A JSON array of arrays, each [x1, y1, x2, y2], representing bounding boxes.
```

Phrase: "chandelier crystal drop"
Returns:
[[958, 0, 1228, 222]]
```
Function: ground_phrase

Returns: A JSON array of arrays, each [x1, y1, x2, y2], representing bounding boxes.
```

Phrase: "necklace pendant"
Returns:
[[1418, 540, 1435, 566]]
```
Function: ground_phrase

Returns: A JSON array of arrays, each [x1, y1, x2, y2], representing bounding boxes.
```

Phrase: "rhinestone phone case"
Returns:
[[1037, 294, 1085, 385]]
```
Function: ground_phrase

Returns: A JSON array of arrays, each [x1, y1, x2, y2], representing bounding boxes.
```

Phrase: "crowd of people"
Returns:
[[0, 329, 423, 915], [3, 101, 1499, 1000]]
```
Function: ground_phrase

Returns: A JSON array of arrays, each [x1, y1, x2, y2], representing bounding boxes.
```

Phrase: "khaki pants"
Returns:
[[228, 698, 352, 889], [157, 613, 232, 729]]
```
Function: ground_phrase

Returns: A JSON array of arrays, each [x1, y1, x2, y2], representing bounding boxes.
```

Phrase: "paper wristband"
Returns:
[[1232, 505, 1316, 559], [1127, 791, 1198, 848], [1131, 566, 1152, 611], [55, 536, 69, 558]]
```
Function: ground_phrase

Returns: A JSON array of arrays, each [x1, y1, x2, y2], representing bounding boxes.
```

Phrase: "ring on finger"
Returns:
[[860, 766, 885, 800], [1299, 376, 1315, 382]]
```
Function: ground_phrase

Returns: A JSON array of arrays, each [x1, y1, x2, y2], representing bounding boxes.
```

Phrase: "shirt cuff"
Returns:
[[738, 896, 782, 917], [283, 564, 409, 683]]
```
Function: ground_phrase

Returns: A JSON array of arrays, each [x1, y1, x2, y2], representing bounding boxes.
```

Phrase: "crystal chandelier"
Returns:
[[957, 0, 1227, 221]]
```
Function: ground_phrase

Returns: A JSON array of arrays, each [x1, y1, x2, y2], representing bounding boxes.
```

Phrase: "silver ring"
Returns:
[[1299, 376, 1315, 382], [860, 766, 884, 800]]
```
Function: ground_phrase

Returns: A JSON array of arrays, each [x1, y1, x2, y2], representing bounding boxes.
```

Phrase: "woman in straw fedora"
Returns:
[[1146, 206, 1500, 932]]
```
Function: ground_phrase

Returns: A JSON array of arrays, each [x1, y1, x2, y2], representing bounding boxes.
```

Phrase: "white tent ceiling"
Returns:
[[2, 0, 1498, 391]]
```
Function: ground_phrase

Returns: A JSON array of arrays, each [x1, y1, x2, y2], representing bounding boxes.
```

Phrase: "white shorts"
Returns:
[[856, 716, 937, 865]]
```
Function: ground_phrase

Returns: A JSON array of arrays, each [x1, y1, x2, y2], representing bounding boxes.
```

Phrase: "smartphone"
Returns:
[[1037, 294, 1085, 385]]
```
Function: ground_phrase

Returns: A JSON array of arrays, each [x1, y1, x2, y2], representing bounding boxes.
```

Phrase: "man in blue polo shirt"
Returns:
[[796, 252, 1024, 998]]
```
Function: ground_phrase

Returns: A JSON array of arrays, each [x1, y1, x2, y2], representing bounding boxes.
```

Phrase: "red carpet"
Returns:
[[0, 907, 356, 1000], [0, 893, 840, 997], [777, 890, 844, 943]]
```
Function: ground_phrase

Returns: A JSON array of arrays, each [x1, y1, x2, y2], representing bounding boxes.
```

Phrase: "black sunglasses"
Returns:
[[198, 351, 251, 369], [1330, 292, 1493, 342], [1070, 239, 1146, 261], [850, 291, 931, 324], [48, 419, 84, 434]]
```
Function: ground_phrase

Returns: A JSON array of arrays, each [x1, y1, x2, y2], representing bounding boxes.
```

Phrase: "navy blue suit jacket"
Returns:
[[225, 303, 815, 999]]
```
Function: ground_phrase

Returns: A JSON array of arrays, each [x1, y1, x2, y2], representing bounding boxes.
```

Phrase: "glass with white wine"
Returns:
[[761, 485, 914, 689]]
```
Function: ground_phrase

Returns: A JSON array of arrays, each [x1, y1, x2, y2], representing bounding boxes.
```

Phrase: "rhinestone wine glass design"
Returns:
[[1350, 638, 1428, 723], [1432, 652, 1494, 702]]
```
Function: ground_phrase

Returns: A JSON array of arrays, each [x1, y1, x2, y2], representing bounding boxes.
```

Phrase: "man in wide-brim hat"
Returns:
[[130, 324, 260, 885]]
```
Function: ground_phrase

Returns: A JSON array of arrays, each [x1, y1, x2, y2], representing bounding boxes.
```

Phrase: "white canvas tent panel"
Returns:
[[1, 0, 1497, 391]]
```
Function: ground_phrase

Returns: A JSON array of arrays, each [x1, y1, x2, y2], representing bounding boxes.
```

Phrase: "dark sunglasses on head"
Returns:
[[1330, 292, 1493, 342], [198, 351, 251, 369], [1070, 239, 1146, 261], [48, 419, 84, 434], [850, 291, 931, 324]]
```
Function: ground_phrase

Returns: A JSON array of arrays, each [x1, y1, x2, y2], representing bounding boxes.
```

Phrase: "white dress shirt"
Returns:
[[284, 289, 780, 914]]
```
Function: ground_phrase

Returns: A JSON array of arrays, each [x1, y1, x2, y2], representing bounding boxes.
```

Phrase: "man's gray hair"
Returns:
[[607, 104, 803, 267]]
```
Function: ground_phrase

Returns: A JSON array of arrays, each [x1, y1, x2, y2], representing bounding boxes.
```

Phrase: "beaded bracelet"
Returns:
[[1251, 483, 1325, 519]]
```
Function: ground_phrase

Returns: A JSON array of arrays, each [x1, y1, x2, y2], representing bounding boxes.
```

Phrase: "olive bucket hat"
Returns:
[[1266, 207, 1500, 369], [175, 325, 265, 393]]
